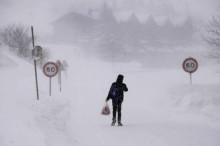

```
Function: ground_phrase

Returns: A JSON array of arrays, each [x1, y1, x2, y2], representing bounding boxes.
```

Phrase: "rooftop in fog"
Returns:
[[52, 11, 98, 25]]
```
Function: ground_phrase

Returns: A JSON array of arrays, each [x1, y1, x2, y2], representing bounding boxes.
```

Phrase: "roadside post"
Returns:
[[56, 60, 62, 92], [182, 57, 198, 85], [62, 60, 68, 79], [43, 62, 59, 96], [31, 26, 42, 100]]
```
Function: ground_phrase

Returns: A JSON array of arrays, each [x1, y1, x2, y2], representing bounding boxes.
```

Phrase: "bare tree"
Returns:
[[203, 12, 220, 58], [0, 24, 32, 57]]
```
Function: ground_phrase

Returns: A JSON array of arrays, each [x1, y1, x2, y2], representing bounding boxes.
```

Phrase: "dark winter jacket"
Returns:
[[106, 75, 128, 102]]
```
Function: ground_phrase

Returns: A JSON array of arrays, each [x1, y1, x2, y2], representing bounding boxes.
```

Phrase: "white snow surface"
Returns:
[[0, 44, 220, 146]]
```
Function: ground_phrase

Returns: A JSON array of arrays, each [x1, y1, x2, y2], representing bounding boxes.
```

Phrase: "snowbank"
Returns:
[[0, 44, 220, 146]]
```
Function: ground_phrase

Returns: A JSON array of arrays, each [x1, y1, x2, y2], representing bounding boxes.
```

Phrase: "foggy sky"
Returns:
[[0, 0, 219, 36]]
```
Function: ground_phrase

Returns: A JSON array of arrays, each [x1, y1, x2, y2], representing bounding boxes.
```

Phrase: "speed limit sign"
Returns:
[[182, 57, 198, 84], [182, 57, 198, 73], [43, 62, 58, 96], [43, 62, 58, 77]]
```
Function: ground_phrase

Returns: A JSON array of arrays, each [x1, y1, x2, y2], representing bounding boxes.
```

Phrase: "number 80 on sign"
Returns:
[[43, 62, 58, 77]]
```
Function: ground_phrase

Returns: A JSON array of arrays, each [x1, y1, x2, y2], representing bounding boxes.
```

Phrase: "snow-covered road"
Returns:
[[0, 44, 220, 146]]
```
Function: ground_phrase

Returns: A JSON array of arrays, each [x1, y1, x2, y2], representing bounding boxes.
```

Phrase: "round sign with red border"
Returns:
[[182, 57, 198, 73], [43, 62, 59, 77]]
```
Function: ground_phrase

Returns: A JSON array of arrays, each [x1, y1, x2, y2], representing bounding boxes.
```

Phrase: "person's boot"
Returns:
[[118, 121, 123, 126], [111, 119, 116, 126]]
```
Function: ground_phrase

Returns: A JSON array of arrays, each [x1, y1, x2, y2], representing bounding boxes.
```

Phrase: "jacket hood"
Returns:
[[116, 74, 124, 84]]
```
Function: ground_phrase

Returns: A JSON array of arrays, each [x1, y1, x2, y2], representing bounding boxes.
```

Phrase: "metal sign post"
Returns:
[[31, 26, 42, 100], [43, 62, 59, 96], [62, 60, 68, 79], [59, 72, 62, 92], [31, 26, 35, 47], [50, 77, 52, 96], [182, 57, 198, 85], [190, 73, 192, 85], [56, 60, 62, 92]]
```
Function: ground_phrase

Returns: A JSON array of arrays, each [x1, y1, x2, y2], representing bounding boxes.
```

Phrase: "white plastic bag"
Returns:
[[101, 102, 110, 115]]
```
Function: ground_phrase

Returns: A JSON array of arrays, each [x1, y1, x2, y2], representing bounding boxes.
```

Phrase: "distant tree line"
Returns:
[[91, 4, 195, 60]]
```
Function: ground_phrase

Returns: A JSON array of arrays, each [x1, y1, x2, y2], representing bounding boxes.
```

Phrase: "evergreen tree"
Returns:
[[96, 1, 124, 60], [123, 13, 144, 49], [144, 15, 160, 45], [99, 1, 117, 26], [179, 15, 194, 41], [161, 18, 175, 41]]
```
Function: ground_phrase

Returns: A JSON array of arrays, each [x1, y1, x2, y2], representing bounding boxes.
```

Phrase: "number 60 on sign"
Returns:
[[182, 57, 198, 74], [43, 62, 58, 77]]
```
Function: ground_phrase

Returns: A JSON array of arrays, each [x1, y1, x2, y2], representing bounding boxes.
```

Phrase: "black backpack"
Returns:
[[110, 83, 120, 100]]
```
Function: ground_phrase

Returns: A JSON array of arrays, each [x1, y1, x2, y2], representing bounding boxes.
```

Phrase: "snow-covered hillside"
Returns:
[[0, 44, 220, 146]]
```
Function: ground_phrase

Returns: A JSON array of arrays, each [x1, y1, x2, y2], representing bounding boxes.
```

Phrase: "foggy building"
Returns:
[[52, 12, 99, 43]]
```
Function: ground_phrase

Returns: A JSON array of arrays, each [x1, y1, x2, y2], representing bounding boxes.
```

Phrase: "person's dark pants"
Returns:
[[112, 100, 122, 122]]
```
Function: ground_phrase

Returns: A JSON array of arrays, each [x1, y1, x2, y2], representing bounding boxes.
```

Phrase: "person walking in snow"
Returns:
[[106, 74, 128, 126]]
